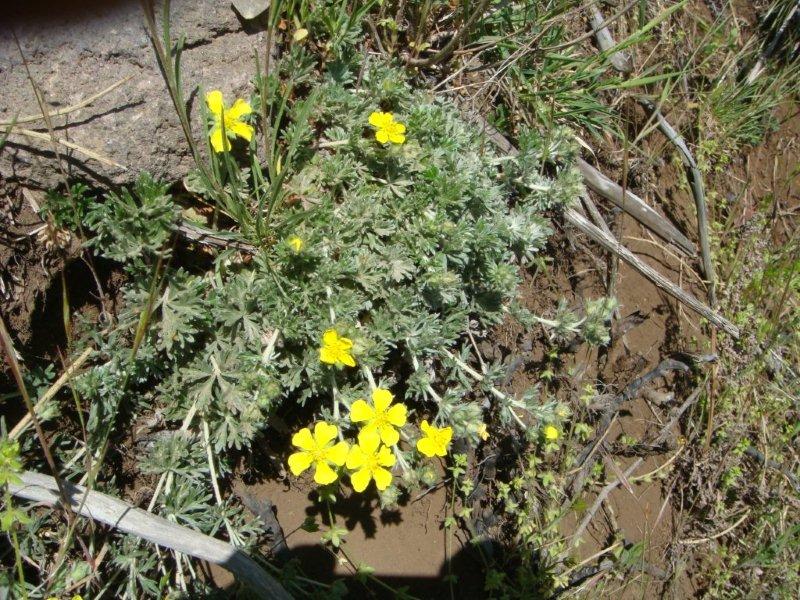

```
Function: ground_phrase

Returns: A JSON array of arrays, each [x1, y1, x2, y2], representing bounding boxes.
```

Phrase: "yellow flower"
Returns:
[[287, 235, 304, 253], [368, 111, 406, 145], [346, 429, 396, 492], [476, 423, 489, 441], [416, 420, 452, 457], [293, 28, 309, 42], [349, 388, 407, 446], [543, 425, 559, 441], [287, 422, 349, 485], [206, 90, 254, 153], [319, 329, 356, 367]]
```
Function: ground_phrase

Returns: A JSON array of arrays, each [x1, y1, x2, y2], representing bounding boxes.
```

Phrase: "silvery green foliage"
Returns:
[[35, 57, 589, 596], [511, 124, 585, 211], [70, 62, 578, 455]]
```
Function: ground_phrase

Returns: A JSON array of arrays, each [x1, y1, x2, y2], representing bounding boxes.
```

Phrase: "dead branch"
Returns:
[[575, 158, 695, 256], [10, 471, 291, 600], [587, 6, 633, 73], [564, 209, 739, 338], [638, 98, 716, 306], [174, 220, 257, 253]]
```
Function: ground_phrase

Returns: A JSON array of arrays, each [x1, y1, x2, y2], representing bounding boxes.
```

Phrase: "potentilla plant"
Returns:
[[32, 42, 611, 597]]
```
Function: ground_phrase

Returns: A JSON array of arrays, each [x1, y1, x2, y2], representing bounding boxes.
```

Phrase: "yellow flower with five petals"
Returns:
[[368, 111, 406, 145], [206, 90, 254, 153], [319, 329, 356, 367], [542, 425, 559, 441], [346, 429, 396, 492], [287, 422, 349, 485], [416, 420, 452, 457], [350, 388, 407, 446], [287, 235, 304, 253]]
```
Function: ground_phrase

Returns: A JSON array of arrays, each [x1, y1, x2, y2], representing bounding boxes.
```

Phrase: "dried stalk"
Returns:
[[9, 347, 94, 440], [588, 5, 633, 73], [638, 98, 716, 306], [10, 471, 291, 600], [564, 209, 739, 338]]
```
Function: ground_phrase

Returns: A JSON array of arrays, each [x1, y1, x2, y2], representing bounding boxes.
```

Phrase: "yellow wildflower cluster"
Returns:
[[287, 387, 407, 492], [287, 377, 455, 493]]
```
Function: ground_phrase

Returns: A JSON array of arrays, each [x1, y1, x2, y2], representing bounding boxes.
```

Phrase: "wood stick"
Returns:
[[174, 220, 257, 253], [10, 471, 291, 600], [564, 209, 739, 338], [639, 98, 716, 306], [588, 6, 633, 73], [575, 158, 696, 256]]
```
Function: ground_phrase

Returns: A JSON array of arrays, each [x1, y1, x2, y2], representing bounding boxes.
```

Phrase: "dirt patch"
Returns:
[[233, 474, 485, 598]]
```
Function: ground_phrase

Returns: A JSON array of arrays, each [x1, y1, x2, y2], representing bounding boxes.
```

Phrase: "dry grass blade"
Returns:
[[9, 347, 94, 440], [8, 127, 126, 170], [0, 76, 133, 127]]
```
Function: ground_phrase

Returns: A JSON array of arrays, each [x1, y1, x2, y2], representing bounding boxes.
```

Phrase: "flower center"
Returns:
[[222, 113, 238, 130], [363, 453, 380, 472], [373, 411, 389, 428]]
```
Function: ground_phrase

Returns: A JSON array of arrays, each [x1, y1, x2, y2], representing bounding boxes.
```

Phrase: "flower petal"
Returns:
[[320, 346, 337, 364], [338, 350, 356, 367], [385, 403, 407, 427], [377, 445, 396, 468], [369, 111, 392, 128], [388, 131, 406, 144], [291, 427, 315, 452], [313, 461, 338, 485], [378, 423, 400, 447], [313, 422, 338, 447], [420, 420, 432, 436], [227, 98, 253, 120], [372, 388, 393, 413], [357, 429, 381, 455], [439, 426, 453, 447], [349, 399, 374, 423], [326, 441, 349, 466], [206, 90, 225, 117], [350, 467, 372, 492], [336, 335, 353, 350], [417, 437, 438, 458], [346, 445, 366, 470], [373, 467, 393, 490], [322, 329, 339, 345], [375, 129, 390, 144], [209, 128, 230, 153], [228, 120, 254, 142], [287, 451, 313, 475]]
